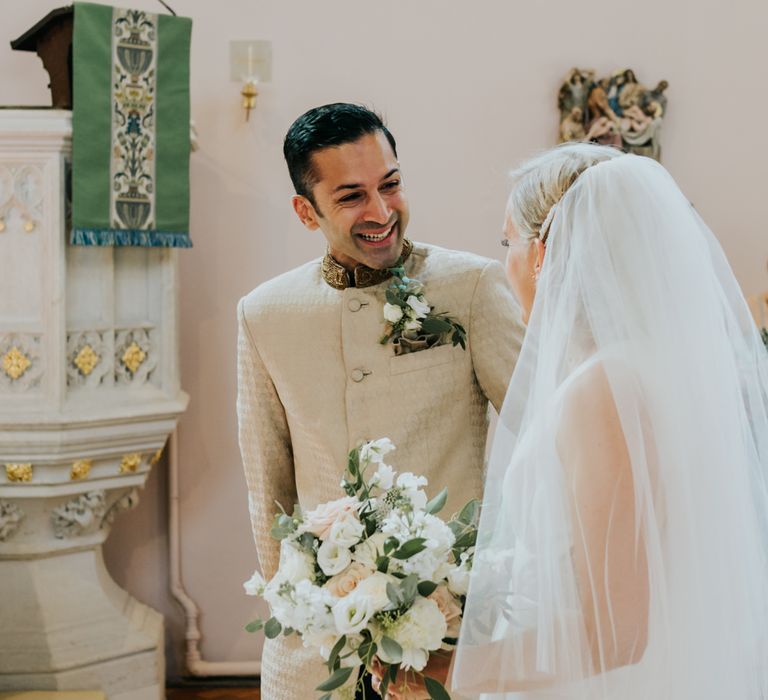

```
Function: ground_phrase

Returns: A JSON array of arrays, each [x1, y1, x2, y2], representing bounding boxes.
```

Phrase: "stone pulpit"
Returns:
[[0, 108, 188, 698]]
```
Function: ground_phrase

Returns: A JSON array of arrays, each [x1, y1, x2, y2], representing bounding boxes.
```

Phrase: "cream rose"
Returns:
[[324, 562, 374, 598], [428, 584, 463, 643], [302, 496, 359, 540]]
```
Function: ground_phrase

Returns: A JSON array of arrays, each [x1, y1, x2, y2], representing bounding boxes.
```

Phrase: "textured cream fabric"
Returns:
[[237, 242, 524, 699]]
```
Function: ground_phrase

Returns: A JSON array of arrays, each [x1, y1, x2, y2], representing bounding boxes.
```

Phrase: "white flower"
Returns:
[[328, 511, 365, 548], [317, 540, 353, 576], [359, 438, 396, 465], [406, 295, 431, 319], [353, 571, 398, 612], [381, 511, 455, 581], [404, 319, 422, 332], [279, 540, 316, 583], [396, 472, 429, 511], [369, 462, 395, 490], [333, 591, 376, 635], [383, 303, 404, 324], [446, 558, 471, 596], [388, 597, 447, 671], [243, 570, 267, 596], [352, 532, 388, 570]]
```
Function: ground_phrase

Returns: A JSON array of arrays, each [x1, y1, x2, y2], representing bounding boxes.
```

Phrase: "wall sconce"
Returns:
[[230, 40, 272, 122]]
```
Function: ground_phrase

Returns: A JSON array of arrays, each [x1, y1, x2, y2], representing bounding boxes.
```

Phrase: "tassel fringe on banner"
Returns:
[[71, 228, 193, 248]]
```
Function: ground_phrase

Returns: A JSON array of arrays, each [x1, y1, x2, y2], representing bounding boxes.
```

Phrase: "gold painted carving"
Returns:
[[119, 453, 142, 474], [23, 220, 35, 233], [6, 463, 32, 482], [74, 344, 100, 376], [150, 447, 164, 466], [71, 459, 93, 480], [121, 342, 146, 374], [2, 346, 31, 380]]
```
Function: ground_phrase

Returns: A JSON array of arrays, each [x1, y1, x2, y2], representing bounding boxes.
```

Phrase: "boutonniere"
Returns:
[[380, 263, 467, 354]]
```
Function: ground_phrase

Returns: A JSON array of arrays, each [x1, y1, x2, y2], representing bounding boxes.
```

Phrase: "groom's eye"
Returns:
[[380, 180, 401, 191], [338, 192, 363, 204]]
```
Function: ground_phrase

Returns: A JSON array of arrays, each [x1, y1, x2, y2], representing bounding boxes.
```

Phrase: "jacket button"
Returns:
[[351, 368, 369, 382], [348, 299, 364, 312]]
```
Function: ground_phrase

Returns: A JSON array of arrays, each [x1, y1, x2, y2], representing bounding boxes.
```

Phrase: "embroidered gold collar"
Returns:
[[321, 239, 413, 290]]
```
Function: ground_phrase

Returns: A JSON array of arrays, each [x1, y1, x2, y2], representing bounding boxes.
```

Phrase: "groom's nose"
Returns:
[[361, 190, 391, 224]]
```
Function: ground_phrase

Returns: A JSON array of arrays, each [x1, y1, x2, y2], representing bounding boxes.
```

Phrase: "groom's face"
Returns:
[[292, 131, 409, 270]]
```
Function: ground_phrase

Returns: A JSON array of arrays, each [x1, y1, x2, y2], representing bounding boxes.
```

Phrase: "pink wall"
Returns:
[[3, 0, 767, 678]]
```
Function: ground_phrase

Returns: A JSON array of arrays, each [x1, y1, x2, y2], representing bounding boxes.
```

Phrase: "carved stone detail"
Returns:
[[51, 491, 107, 539], [0, 500, 25, 541], [0, 163, 44, 235], [115, 327, 157, 385], [0, 333, 43, 392], [70, 459, 93, 480], [67, 330, 112, 387], [119, 453, 142, 474], [103, 488, 141, 527]]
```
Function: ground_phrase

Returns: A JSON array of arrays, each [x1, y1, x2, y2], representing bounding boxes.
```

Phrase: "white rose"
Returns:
[[279, 540, 315, 583], [406, 295, 430, 319], [404, 319, 422, 332], [369, 462, 395, 490], [359, 438, 396, 465], [446, 564, 470, 597], [353, 571, 398, 612], [317, 540, 353, 576], [352, 532, 388, 570], [242, 570, 266, 596], [328, 511, 365, 548], [333, 591, 376, 635], [383, 303, 404, 324], [388, 597, 447, 671]]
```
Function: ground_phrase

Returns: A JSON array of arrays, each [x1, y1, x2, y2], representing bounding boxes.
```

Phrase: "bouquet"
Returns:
[[244, 438, 479, 699]]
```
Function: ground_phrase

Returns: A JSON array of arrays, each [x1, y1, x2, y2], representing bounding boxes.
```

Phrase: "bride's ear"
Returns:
[[534, 238, 546, 275]]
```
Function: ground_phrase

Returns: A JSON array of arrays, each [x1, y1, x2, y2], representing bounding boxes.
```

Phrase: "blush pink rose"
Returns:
[[324, 561, 374, 598], [428, 585, 463, 642], [303, 496, 360, 540]]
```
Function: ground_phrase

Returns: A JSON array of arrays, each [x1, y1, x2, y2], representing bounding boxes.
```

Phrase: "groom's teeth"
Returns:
[[360, 224, 394, 242]]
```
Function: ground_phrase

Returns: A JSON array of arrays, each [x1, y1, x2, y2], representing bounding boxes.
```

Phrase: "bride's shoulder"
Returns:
[[556, 355, 641, 470]]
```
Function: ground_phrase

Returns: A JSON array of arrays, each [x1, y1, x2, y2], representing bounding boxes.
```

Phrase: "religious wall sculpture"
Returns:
[[558, 68, 669, 160]]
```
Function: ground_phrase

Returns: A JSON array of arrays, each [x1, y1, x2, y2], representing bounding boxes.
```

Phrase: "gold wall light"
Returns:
[[230, 40, 272, 122]]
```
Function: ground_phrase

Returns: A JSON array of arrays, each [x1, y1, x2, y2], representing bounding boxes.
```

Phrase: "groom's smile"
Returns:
[[292, 131, 410, 271]]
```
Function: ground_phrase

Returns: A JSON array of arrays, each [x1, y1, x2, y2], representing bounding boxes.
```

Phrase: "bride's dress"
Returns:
[[452, 155, 768, 699]]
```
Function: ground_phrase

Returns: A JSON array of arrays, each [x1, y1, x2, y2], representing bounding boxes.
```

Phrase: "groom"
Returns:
[[237, 103, 524, 699]]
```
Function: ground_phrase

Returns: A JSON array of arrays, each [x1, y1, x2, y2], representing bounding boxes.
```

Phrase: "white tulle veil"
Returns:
[[452, 153, 768, 699]]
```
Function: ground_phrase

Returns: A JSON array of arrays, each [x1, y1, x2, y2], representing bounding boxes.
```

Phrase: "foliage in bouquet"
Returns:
[[380, 264, 467, 351], [244, 438, 479, 700]]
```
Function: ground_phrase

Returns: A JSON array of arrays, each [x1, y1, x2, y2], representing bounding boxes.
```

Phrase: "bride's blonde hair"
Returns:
[[507, 142, 623, 241]]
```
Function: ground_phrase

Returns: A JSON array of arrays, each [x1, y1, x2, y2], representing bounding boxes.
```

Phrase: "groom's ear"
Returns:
[[292, 195, 320, 230]]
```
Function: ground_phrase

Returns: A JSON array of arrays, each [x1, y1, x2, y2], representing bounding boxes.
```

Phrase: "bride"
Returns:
[[447, 144, 768, 699]]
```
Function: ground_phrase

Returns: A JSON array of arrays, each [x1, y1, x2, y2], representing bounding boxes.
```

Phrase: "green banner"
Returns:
[[72, 2, 192, 247]]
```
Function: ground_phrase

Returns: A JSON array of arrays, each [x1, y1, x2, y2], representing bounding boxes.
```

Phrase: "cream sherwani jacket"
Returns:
[[237, 242, 524, 700]]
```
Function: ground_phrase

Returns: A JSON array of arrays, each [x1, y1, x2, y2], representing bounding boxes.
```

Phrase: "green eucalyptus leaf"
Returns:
[[386, 582, 403, 607], [380, 636, 403, 663], [417, 580, 438, 597], [327, 634, 347, 672], [384, 537, 400, 555], [376, 555, 390, 573], [264, 617, 282, 639], [244, 619, 264, 633], [316, 667, 355, 692], [457, 499, 480, 525], [425, 487, 448, 515], [392, 537, 428, 559], [421, 317, 454, 334], [424, 676, 452, 700], [401, 574, 419, 605]]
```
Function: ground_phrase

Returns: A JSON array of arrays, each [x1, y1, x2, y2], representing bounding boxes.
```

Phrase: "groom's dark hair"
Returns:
[[283, 103, 398, 210]]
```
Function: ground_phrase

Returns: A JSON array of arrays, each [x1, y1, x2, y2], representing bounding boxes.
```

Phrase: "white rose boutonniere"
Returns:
[[380, 262, 467, 352]]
